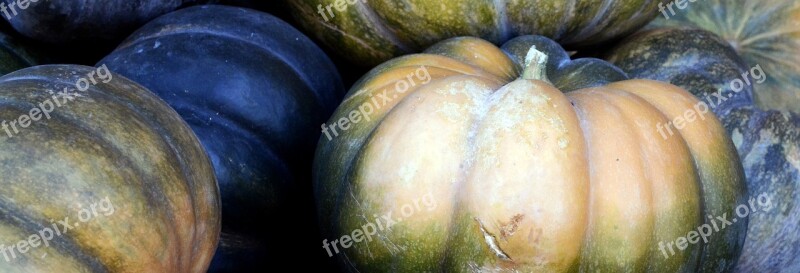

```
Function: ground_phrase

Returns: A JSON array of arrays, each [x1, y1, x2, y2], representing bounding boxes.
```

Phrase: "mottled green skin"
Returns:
[[315, 35, 747, 272], [606, 28, 754, 116], [0, 65, 221, 272], [722, 107, 800, 273], [606, 27, 800, 273], [288, 0, 662, 66], [648, 0, 800, 112]]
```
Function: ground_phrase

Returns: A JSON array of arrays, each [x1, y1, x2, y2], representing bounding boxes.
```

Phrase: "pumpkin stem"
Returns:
[[522, 46, 550, 82]]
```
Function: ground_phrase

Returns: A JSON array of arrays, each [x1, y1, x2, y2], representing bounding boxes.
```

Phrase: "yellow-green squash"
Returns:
[[0, 65, 220, 272], [288, 0, 663, 66]]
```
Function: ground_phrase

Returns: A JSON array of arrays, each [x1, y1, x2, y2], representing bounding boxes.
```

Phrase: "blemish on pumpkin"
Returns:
[[499, 214, 524, 239], [475, 218, 512, 261]]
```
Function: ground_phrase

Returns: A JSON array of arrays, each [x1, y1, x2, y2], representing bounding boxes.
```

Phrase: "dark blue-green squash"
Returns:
[[98, 5, 345, 271], [3, 0, 207, 44], [606, 27, 800, 273]]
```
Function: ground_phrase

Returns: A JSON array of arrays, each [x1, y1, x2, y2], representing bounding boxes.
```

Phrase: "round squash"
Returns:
[[97, 5, 345, 271], [287, 0, 663, 66], [606, 27, 800, 273], [314, 35, 747, 272], [647, 0, 800, 112], [0, 65, 220, 271], [4, 0, 207, 44]]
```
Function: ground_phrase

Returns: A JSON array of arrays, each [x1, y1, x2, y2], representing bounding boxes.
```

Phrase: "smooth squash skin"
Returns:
[[287, 0, 662, 66], [98, 5, 345, 272], [647, 0, 800, 112], [606, 27, 800, 273], [0, 65, 220, 272], [314, 36, 747, 272], [4, 0, 207, 44]]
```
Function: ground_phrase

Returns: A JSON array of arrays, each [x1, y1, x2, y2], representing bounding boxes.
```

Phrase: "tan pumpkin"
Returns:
[[313, 36, 747, 272]]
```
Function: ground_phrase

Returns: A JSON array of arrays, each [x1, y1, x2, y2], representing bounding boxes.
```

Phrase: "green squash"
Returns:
[[648, 0, 800, 112], [606, 26, 800, 273], [606, 28, 755, 116], [314, 35, 747, 272], [287, 0, 662, 66], [0, 65, 220, 272]]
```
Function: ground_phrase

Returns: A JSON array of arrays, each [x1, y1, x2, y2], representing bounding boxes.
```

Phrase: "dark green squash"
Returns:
[[315, 35, 747, 272], [647, 0, 800, 112], [4, 0, 207, 44], [606, 26, 800, 273], [0, 65, 220, 272], [606, 28, 755, 116], [287, 0, 663, 66], [97, 5, 345, 271]]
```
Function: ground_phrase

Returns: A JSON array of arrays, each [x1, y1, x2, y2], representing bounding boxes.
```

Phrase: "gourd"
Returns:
[[98, 5, 345, 271], [314, 35, 747, 272], [5, 0, 207, 44], [287, 0, 663, 66], [606, 26, 800, 273], [0, 65, 220, 272]]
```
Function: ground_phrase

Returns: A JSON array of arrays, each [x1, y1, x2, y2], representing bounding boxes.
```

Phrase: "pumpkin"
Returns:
[[605, 28, 755, 117], [97, 5, 345, 271], [0, 65, 220, 271], [4, 0, 207, 44], [647, 0, 800, 112], [286, 0, 663, 66], [314, 35, 747, 272], [606, 26, 800, 273]]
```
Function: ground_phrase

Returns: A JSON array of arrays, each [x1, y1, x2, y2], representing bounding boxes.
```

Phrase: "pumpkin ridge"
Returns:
[[0, 197, 110, 271], [116, 30, 326, 108], [325, 74, 488, 251], [355, 0, 415, 53], [342, 62, 503, 107], [19, 72, 214, 270]]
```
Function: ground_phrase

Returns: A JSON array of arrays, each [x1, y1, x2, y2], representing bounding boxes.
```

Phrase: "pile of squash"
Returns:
[[0, 0, 795, 272]]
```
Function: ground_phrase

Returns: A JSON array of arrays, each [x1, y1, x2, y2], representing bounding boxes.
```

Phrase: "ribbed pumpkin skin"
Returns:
[[0, 65, 220, 272], [648, 0, 800, 112], [4, 0, 207, 44], [606, 28, 754, 117], [287, 0, 662, 66], [314, 36, 747, 272], [98, 5, 345, 271], [606, 27, 800, 273]]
